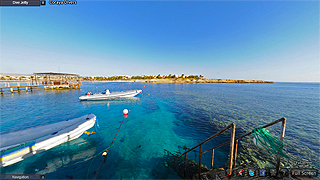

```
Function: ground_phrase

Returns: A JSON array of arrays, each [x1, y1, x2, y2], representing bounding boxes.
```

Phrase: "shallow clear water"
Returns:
[[1, 82, 319, 179]]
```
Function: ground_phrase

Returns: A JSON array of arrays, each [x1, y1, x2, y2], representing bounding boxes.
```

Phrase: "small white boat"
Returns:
[[0, 114, 96, 167], [79, 89, 142, 101]]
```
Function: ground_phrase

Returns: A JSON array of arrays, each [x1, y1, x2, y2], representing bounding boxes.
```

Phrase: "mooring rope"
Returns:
[[84, 118, 100, 135], [93, 120, 123, 180], [85, 119, 124, 180], [85, 90, 146, 180], [85, 144, 115, 180]]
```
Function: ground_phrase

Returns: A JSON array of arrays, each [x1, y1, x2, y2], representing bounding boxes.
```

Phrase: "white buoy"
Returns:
[[123, 109, 129, 115]]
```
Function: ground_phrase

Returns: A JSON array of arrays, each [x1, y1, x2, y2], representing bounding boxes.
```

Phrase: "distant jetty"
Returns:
[[133, 78, 274, 84], [0, 72, 81, 94]]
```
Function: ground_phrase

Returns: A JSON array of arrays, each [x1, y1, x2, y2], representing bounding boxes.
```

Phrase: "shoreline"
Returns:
[[0, 79, 274, 83], [131, 78, 273, 84]]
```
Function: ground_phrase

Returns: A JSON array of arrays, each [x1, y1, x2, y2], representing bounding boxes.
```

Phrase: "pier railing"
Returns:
[[179, 117, 287, 179]]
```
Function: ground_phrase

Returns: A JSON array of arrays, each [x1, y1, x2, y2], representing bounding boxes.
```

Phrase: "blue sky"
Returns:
[[1, 1, 319, 82]]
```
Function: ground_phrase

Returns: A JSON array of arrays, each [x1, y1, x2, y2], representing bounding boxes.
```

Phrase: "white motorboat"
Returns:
[[0, 114, 97, 167], [79, 89, 142, 101]]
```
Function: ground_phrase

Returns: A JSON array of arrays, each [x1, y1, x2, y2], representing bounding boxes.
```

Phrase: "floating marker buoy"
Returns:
[[123, 109, 129, 115], [143, 85, 145, 87]]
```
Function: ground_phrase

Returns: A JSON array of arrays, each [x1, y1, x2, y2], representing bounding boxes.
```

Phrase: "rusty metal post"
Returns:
[[199, 145, 202, 178], [211, 149, 215, 169], [276, 118, 286, 172], [184, 154, 187, 178], [195, 150, 197, 160], [233, 139, 238, 168], [228, 123, 236, 170]]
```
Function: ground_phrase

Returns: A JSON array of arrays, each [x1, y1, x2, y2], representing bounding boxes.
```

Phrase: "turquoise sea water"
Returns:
[[1, 82, 319, 179]]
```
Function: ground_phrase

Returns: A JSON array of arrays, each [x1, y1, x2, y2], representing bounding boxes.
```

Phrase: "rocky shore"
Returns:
[[133, 78, 274, 84], [0, 74, 273, 84], [0, 78, 273, 84]]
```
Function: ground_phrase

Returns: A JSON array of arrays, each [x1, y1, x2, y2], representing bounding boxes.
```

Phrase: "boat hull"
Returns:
[[79, 90, 142, 101], [0, 114, 96, 167]]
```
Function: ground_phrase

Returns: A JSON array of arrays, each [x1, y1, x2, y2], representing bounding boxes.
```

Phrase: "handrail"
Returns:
[[202, 139, 232, 154], [177, 117, 287, 179], [179, 123, 234, 157], [232, 117, 286, 172], [179, 123, 236, 179], [235, 117, 285, 141], [202, 117, 286, 154]]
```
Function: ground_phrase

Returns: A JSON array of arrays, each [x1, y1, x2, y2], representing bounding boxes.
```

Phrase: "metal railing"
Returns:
[[179, 117, 287, 179], [232, 117, 287, 171], [179, 123, 236, 178]]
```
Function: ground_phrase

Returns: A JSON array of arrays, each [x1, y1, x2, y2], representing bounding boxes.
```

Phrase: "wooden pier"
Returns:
[[1, 72, 81, 94], [0, 82, 80, 94]]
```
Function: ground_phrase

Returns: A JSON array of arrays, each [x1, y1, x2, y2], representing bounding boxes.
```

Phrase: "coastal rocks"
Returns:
[[196, 79, 206, 83], [134, 78, 273, 84]]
